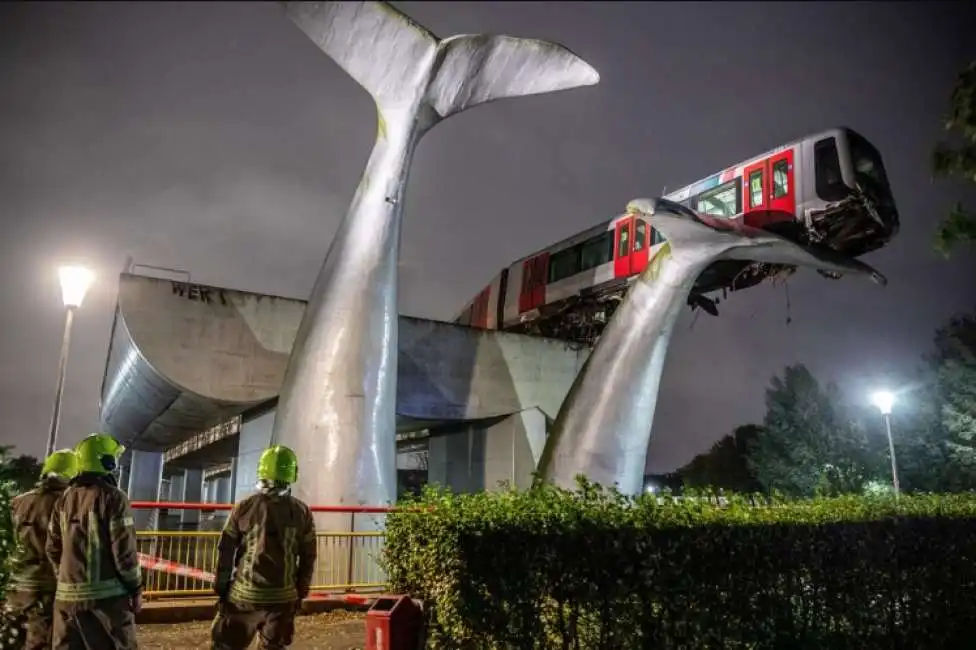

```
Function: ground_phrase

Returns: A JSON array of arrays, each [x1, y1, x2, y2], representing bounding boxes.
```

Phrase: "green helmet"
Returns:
[[41, 449, 80, 480], [74, 433, 125, 475], [257, 445, 299, 485]]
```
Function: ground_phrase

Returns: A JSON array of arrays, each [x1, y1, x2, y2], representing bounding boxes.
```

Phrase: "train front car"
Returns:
[[804, 127, 899, 257]]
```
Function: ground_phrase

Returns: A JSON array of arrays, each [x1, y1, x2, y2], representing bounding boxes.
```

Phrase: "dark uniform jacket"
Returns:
[[215, 491, 317, 606], [8, 478, 69, 595], [45, 473, 143, 606]]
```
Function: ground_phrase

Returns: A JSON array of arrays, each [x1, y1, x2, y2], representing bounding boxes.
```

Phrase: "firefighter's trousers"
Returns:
[[51, 596, 138, 650], [211, 600, 298, 650], [3, 592, 54, 650]]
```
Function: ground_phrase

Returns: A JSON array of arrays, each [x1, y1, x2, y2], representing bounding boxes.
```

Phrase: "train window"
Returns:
[[634, 220, 647, 252], [549, 246, 580, 284], [618, 224, 630, 258], [694, 179, 741, 218], [580, 231, 613, 271], [848, 131, 891, 192], [772, 160, 789, 198], [651, 227, 664, 245], [749, 170, 763, 208], [814, 138, 847, 202]]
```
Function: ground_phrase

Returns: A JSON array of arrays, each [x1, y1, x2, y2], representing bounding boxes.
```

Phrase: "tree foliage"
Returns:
[[933, 60, 976, 256], [676, 424, 763, 494], [747, 364, 880, 497], [932, 311, 976, 474], [0, 449, 16, 601], [384, 482, 976, 649], [0, 449, 42, 496]]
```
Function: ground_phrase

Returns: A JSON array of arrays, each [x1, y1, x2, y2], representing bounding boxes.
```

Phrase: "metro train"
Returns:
[[455, 127, 899, 344]]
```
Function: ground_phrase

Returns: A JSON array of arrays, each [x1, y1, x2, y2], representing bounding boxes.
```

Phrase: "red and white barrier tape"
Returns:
[[138, 553, 215, 582], [137, 554, 382, 607]]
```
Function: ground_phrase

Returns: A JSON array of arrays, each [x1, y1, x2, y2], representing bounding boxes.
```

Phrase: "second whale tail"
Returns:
[[282, 1, 599, 124], [626, 197, 888, 285]]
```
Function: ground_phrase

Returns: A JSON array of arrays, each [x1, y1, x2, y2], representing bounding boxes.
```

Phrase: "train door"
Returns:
[[768, 149, 795, 216], [518, 253, 549, 313], [614, 218, 633, 278], [743, 160, 765, 213], [631, 218, 650, 274]]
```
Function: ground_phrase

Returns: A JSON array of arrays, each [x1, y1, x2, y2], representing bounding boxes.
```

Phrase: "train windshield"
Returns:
[[848, 131, 891, 194]]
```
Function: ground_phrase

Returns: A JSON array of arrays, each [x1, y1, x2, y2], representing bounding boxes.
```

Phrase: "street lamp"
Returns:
[[46, 266, 94, 457], [870, 390, 899, 499]]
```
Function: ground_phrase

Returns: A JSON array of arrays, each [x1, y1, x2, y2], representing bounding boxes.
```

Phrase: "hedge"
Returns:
[[382, 480, 976, 649]]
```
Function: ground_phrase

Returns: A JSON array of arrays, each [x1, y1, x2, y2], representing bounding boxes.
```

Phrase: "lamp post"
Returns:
[[870, 390, 899, 499], [46, 266, 94, 457]]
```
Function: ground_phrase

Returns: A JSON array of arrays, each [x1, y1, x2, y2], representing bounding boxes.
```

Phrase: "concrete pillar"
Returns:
[[163, 473, 185, 532], [180, 469, 204, 530], [119, 464, 130, 497], [235, 411, 274, 501], [216, 477, 232, 504], [229, 456, 238, 503], [126, 451, 163, 530], [170, 474, 185, 504], [428, 408, 547, 493]]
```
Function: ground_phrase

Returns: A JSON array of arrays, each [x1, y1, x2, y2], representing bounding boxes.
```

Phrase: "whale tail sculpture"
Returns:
[[537, 198, 888, 496], [271, 1, 598, 532]]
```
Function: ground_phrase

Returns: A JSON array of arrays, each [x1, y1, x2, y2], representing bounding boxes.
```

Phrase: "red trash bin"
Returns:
[[365, 595, 423, 650]]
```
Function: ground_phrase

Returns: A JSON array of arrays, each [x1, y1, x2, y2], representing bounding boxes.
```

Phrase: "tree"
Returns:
[[0, 448, 15, 602], [677, 425, 763, 494], [747, 364, 884, 497], [932, 311, 976, 480], [933, 60, 976, 257], [0, 447, 42, 495]]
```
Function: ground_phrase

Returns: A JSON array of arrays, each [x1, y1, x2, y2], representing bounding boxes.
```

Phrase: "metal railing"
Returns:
[[131, 502, 393, 599]]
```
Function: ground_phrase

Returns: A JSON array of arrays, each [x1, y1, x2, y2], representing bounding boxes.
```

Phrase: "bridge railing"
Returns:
[[131, 502, 394, 599]]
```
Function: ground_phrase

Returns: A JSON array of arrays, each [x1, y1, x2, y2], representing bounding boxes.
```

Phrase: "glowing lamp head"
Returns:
[[58, 266, 94, 308], [871, 390, 894, 416]]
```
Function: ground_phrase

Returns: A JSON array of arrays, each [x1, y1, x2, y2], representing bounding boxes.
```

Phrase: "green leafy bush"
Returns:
[[0, 457, 14, 601], [0, 452, 21, 647], [383, 480, 976, 649]]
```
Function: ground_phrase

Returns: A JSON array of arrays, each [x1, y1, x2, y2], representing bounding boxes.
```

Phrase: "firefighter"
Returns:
[[4, 449, 80, 650], [211, 445, 316, 650], [46, 433, 142, 650]]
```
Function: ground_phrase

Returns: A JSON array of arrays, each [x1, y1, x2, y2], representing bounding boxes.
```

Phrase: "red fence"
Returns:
[[129, 501, 396, 513]]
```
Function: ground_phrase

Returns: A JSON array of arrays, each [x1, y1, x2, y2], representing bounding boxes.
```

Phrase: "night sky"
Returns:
[[2, 2, 975, 473]]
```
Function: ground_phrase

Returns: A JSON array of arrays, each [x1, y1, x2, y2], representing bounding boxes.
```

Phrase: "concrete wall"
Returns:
[[235, 410, 275, 502], [427, 408, 548, 493], [101, 273, 589, 452]]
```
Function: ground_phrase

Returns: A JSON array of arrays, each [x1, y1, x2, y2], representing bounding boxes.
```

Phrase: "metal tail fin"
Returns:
[[283, 1, 599, 118]]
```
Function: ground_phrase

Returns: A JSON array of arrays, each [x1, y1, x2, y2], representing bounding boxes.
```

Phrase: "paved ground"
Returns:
[[139, 610, 365, 649]]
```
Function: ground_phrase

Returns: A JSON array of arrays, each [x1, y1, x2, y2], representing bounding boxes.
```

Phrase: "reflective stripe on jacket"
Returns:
[[8, 479, 68, 594], [45, 473, 142, 605], [216, 491, 316, 605]]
